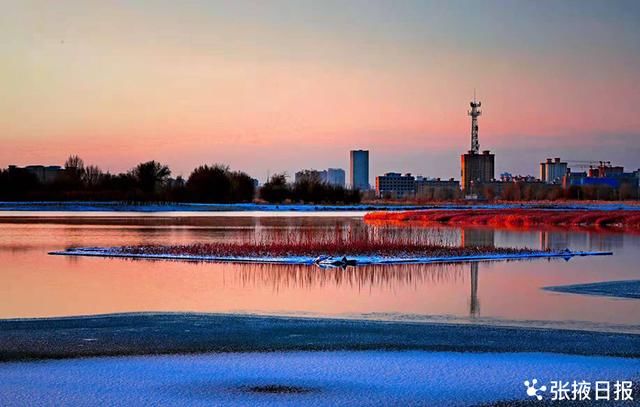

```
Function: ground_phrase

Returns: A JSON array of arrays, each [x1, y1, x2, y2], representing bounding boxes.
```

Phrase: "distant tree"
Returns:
[[0, 156, 363, 203], [229, 171, 256, 202], [290, 176, 361, 204], [0, 168, 40, 199], [83, 165, 104, 187], [57, 155, 86, 190], [546, 186, 563, 201], [64, 155, 85, 171], [483, 186, 497, 200], [502, 183, 521, 201], [131, 161, 171, 196], [260, 173, 290, 203], [620, 183, 637, 200], [292, 178, 323, 202], [186, 164, 232, 202]]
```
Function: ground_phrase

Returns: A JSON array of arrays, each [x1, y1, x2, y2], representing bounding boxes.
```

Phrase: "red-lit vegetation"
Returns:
[[112, 227, 538, 258], [364, 209, 640, 230]]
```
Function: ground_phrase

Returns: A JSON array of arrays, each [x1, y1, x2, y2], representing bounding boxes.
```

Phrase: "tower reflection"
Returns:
[[469, 262, 479, 318], [460, 228, 493, 318]]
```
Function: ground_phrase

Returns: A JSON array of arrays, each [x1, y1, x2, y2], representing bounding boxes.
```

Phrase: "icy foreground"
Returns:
[[49, 246, 612, 266], [3, 313, 640, 360], [1, 351, 638, 406]]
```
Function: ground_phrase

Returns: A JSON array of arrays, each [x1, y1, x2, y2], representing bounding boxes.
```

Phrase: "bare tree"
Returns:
[[64, 155, 85, 171], [83, 165, 103, 187]]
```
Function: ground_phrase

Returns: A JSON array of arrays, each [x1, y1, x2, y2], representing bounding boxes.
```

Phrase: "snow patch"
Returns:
[[0, 351, 638, 406]]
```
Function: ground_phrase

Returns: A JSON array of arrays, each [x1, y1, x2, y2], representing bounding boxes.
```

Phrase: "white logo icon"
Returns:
[[524, 379, 547, 400]]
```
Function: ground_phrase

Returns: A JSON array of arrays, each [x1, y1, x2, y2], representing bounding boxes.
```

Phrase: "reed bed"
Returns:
[[112, 225, 538, 258], [364, 209, 640, 230]]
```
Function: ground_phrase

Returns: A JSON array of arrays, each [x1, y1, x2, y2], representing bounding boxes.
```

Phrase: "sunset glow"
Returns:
[[2, 0, 639, 181]]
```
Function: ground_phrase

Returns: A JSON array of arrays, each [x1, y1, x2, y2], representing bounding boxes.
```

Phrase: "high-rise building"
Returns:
[[350, 150, 369, 190], [461, 97, 494, 192], [461, 150, 495, 192]]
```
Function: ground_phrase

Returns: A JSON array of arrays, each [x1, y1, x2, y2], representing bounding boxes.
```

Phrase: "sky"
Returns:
[[1, 0, 639, 183]]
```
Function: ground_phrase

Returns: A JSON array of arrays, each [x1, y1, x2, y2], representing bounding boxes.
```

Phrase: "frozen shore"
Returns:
[[2, 313, 639, 361], [49, 247, 612, 266], [1, 313, 639, 406], [1, 350, 638, 406], [0, 313, 640, 406], [544, 280, 640, 299]]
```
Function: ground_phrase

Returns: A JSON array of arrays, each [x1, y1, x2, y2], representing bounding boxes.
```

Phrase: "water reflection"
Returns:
[[229, 262, 466, 291], [469, 263, 479, 318], [0, 215, 639, 331], [461, 229, 495, 248]]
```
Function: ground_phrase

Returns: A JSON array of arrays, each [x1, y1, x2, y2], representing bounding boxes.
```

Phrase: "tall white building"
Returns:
[[540, 158, 568, 184]]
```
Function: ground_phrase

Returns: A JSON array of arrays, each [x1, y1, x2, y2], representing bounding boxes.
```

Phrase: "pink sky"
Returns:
[[2, 1, 639, 181]]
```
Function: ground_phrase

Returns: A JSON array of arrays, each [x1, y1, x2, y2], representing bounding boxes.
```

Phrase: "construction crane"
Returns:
[[565, 159, 610, 170]]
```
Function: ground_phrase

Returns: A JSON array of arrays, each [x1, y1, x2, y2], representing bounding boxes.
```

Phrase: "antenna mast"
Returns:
[[468, 92, 482, 153]]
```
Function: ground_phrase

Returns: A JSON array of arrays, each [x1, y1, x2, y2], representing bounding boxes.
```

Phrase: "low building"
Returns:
[[8, 165, 63, 184], [562, 171, 587, 188], [415, 178, 460, 200], [563, 163, 638, 189], [326, 168, 345, 187], [562, 163, 639, 199], [375, 172, 416, 198], [295, 169, 325, 184], [376, 173, 462, 199]]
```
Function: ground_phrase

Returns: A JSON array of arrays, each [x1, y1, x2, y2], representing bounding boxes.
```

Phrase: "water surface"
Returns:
[[1, 213, 639, 332]]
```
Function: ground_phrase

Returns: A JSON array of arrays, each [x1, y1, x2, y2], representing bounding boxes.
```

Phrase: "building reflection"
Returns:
[[538, 230, 624, 251], [460, 228, 495, 248], [459, 228, 491, 318]]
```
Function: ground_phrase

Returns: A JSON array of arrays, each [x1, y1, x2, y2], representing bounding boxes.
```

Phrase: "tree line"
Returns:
[[260, 173, 361, 204], [483, 181, 638, 201], [0, 155, 361, 204]]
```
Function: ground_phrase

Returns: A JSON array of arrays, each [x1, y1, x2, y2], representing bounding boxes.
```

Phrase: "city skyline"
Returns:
[[2, 1, 640, 182]]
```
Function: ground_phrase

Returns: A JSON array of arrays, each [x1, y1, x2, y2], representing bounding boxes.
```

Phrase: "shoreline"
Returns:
[[1, 312, 639, 362], [2, 200, 640, 213]]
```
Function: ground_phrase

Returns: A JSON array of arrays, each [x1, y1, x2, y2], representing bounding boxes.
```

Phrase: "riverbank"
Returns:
[[2, 201, 640, 213], [365, 208, 640, 229]]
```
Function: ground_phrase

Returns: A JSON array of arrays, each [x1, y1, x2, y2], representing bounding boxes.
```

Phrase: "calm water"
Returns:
[[1, 213, 639, 333]]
